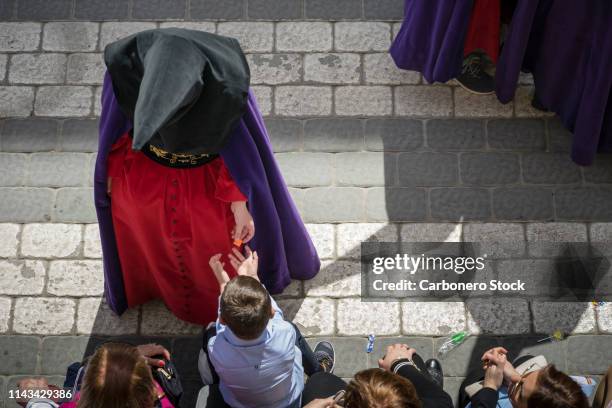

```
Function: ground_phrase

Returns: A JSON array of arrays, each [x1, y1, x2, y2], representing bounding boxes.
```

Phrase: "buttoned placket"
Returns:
[[168, 177, 191, 317]]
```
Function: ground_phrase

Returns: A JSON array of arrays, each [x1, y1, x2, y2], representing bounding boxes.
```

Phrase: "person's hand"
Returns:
[[482, 347, 520, 384], [210, 254, 231, 291], [302, 397, 338, 408], [482, 349, 507, 391], [17, 377, 51, 406], [137, 343, 171, 368], [378, 344, 416, 371], [229, 246, 259, 281], [231, 201, 255, 243]]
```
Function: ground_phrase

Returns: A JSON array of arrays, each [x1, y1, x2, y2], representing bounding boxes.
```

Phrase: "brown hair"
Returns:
[[220, 275, 272, 340], [344, 368, 422, 408], [77, 342, 156, 408], [527, 365, 589, 408]]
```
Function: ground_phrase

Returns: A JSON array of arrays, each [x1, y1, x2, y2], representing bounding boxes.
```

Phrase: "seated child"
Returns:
[[199, 247, 334, 408]]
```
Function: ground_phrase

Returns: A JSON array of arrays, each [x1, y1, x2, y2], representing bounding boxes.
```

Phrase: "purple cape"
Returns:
[[96, 72, 320, 315], [390, 0, 612, 165]]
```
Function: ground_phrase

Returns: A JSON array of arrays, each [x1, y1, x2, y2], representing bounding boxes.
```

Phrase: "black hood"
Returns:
[[104, 28, 250, 155]]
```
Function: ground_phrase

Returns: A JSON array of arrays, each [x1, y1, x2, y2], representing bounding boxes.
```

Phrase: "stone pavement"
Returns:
[[1, 1, 612, 407]]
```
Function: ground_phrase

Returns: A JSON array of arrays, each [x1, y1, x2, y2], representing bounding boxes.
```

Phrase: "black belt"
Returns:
[[141, 143, 219, 168]]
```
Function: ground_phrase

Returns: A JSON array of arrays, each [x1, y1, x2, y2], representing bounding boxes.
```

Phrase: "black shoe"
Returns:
[[313, 341, 335, 373], [457, 53, 495, 95], [425, 358, 444, 388]]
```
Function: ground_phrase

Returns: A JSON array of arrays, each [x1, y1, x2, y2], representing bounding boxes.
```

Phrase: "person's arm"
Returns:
[[378, 345, 453, 408], [468, 349, 506, 408], [392, 363, 454, 408]]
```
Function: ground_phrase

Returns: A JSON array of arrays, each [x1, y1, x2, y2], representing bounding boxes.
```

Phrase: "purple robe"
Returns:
[[96, 72, 320, 315], [390, 0, 612, 165]]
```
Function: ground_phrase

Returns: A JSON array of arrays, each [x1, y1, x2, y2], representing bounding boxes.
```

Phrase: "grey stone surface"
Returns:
[[171, 336, 202, 379], [0, 54, 6, 82], [265, 118, 303, 152], [430, 188, 491, 221], [398, 152, 458, 186], [548, 118, 573, 152], [567, 335, 612, 375], [395, 86, 453, 117], [99, 22, 156, 49], [74, 0, 129, 20], [27, 153, 90, 187], [302, 187, 364, 222], [307, 337, 368, 377], [275, 86, 332, 116], [77, 297, 139, 335], [492, 187, 554, 221], [276, 22, 332, 52], [0, 336, 40, 375], [66, 53, 105, 85], [248, 54, 302, 85], [132, 0, 186, 19], [217, 22, 274, 52], [363, 53, 420, 85], [340, 152, 393, 187], [364, 0, 404, 20], [8, 54, 66, 84], [335, 86, 392, 116], [60, 119, 99, 152], [304, 53, 360, 84], [0, 0, 15, 20], [0, 87, 34, 118], [467, 298, 531, 335], [275, 152, 333, 187], [34, 86, 92, 117], [305, 0, 362, 19], [304, 118, 364, 152], [487, 119, 546, 150], [0, 119, 58, 152], [190, 0, 245, 19], [366, 187, 427, 222], [555, 187, 612, 221], [532, 302, 596, 334], [338, 299, 400, 335], [335, 22, 390, 52], [248, 0, 302, 19], [0, 260, 45, 295], [583, 156, 612, 183], [0, 224, 19, 258], [365, 118, 423, 151], [0, 188, 54, 222], [42, 22, 98, 52], [40, 336, 90, 375], [48, 260, 104, 296], [15, 0, 72, 20], [0, 23, 41, 52], [427, 119, 485, 150], [278, 297, 335, 336], [13, 297, 75, 335], [460, 153, 520, 186], [53, 187, 97, 222], [522, 153, 582, 184], [0, 154, 27, 187], [454, 89, 513, 118], [402, 302, 466, 335]]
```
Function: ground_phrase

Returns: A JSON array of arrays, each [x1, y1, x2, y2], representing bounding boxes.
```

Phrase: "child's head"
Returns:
[[220, 275, 272, 340]]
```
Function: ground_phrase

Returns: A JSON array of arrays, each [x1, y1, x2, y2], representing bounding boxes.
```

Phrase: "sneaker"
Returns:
[[313, 341, 335, 374], [425, 358, 444, 388], [457, 53, 495, 95]]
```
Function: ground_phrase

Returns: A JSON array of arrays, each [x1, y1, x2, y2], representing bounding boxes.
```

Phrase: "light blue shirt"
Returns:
[[208, 296, 303, 408]]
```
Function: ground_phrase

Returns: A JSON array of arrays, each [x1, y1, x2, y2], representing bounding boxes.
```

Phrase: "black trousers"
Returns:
[[202, 322, 321, 407], [301, 353, 434, 407], [458, 354, 534, 408]]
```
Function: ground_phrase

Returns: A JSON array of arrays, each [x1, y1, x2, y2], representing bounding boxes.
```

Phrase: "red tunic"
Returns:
[[464, 0, 501, 63], [107, 134, 246, 325]]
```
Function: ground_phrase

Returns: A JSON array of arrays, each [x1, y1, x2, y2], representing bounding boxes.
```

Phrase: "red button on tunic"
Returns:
[[107, 134, 245, 325]]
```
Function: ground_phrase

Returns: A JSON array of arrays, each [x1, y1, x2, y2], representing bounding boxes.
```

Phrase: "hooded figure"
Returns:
[[95, 28, 320, 325], [390, 0, 612, 165]]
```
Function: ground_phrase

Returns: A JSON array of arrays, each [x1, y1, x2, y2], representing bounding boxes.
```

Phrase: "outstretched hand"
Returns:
[[209, 254, 231, 291], [229, 246, 259, 281], [231, 201, 255, 243], [137, 343, 171, 368]]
